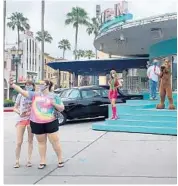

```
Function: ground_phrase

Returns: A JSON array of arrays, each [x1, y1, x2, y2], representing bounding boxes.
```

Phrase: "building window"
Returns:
[[35, 42, 37, 54], [63, 72, 67, 81], [4, 61, 7, 69], [27, 39, 28, 51], [27, 56, 28, 70], [51, 74, 53, 78], [29, 57, 31, 70], [32, 40, 34, 54], [30, 39, 31, 54], [48, 73, 50, 78]]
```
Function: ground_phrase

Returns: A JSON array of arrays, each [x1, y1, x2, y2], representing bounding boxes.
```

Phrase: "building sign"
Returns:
[[24, 30, 33, 37], [96, 5, 101, 17], [104, 8, 114, 22], [99, 0, 133, 33], [114, 0, 128, 16]]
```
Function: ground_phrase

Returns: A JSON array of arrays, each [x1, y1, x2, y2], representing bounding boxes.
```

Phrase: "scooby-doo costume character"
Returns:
[[156, 60, 175, 110]]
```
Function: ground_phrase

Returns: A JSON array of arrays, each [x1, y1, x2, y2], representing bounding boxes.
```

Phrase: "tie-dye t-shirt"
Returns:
[[28, 91, 63, 124]]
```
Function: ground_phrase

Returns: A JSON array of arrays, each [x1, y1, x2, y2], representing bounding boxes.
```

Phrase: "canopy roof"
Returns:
[[47, 57, 148, 75]]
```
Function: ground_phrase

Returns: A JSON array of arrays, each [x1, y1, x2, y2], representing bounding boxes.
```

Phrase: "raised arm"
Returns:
[[9, 77, 29, 97], [115, 78, 121, 88]]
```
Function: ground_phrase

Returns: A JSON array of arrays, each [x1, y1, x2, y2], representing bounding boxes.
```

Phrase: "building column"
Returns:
[[75, 73, 78, 86]]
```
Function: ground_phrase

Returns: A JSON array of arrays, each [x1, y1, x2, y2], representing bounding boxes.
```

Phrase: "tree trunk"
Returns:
[[63, 49, 65, 59], [74, 8, 79, 60], [41, 0, 45, 80], [95, 48, 97, 59], [74, 25, 78, 60]]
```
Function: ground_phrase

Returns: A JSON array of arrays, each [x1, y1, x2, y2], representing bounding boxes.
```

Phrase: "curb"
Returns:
[[4, 108, 14, 112]]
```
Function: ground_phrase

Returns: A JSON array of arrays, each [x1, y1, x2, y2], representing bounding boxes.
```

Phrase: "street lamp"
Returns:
[[11, 49, 23, 83]]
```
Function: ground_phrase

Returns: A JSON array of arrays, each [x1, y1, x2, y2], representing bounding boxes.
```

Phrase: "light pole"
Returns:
[[11, 49, 23, 83]]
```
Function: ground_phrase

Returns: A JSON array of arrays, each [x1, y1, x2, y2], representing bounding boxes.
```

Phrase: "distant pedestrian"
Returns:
[[13, 80, 35, 168], [10, 77, 65, 169], [147, 60, 160, 100], [108, 70, 121, 120]]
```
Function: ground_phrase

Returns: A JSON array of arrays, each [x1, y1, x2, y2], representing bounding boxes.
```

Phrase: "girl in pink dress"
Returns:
[[108, 70, 121, 120]]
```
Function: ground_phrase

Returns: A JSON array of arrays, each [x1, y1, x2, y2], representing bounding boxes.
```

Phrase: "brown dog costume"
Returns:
[[156, 60, 175, 110]]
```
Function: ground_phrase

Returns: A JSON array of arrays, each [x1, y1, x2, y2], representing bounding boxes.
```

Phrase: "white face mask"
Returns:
[[25, 85, 33, 91]]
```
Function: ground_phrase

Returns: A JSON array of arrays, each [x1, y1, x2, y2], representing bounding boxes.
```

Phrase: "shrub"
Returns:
[[4, 99, 15, 107]]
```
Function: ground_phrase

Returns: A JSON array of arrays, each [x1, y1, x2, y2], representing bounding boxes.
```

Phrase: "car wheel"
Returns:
[[58, 112, 67, 126]]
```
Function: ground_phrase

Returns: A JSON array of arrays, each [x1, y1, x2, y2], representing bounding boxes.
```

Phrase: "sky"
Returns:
[[5, 0, 177, 59]]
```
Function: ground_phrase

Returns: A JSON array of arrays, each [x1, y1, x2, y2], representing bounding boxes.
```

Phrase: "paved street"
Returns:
[[4, 112, 177, 184]]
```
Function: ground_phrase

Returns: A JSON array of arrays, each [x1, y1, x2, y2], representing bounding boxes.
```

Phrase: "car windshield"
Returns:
[[60, 89, 72, 98], [60, 89, 81, 99], [101, 89, 109, 97], [81, 89, 101, 99]]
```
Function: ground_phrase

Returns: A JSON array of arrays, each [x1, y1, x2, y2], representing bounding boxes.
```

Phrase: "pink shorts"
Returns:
[[108, 89, 118, 100], [16, 120, 30, 127]]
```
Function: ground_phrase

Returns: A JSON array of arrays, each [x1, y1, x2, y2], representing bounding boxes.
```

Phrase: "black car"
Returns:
[[57, 86, 126, 125], [54, 88, 68, 96], [100, 85, 143, 101]]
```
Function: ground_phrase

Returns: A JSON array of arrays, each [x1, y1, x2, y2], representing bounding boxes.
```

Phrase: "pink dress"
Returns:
[[108, 79, 119, 100]]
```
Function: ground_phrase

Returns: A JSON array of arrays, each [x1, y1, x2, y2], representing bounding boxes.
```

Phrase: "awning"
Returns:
[[47, 57, 148, 75]]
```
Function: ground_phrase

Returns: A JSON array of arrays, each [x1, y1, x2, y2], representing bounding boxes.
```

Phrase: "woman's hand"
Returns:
[[51, 100, 64, 112], [9, 76, 15, 88], [8, 76, 29, 97]]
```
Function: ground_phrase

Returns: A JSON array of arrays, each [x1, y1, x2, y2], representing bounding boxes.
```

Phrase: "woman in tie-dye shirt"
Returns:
[[10, 78, 64, 169]]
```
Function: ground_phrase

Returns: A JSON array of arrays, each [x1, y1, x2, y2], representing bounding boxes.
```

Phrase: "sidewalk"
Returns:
[[4, 113, 177, 184]]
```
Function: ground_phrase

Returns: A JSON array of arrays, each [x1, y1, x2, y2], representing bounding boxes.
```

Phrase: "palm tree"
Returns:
[[35, 30, 53, 43], [87, 17, 100, 85], [7, 12, 30, 50], [86, 17, 100, 58], [65, 7, 90, 59], [78, 49, 85, 59], [58, 39, 71, 59], [84, 50, 95, 59], [73, 49, 85, 60], [7, 12, 30, 82]]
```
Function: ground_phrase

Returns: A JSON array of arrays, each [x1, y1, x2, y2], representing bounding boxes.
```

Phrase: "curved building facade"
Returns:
[[94, 11, 177, 90]]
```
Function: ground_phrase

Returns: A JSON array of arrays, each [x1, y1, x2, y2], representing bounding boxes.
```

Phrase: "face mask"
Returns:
[[25, 85, 33, 91], [39, 84, 48, 92]]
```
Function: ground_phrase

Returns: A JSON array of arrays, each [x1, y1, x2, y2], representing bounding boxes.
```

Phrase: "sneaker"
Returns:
[[110, 116, 114, 120], [112, 115, 119, 120]]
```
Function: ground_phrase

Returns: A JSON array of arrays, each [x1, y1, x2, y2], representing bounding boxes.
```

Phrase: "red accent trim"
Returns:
[[4, 107, 14, 112]]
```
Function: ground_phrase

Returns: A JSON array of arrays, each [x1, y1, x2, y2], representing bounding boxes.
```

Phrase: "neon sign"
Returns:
[[99, 0, 133, 33]]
